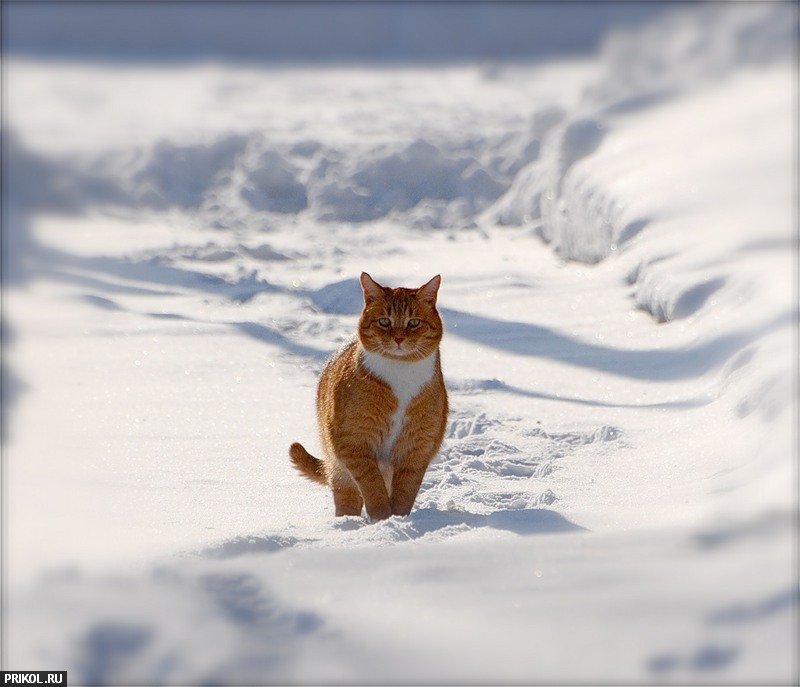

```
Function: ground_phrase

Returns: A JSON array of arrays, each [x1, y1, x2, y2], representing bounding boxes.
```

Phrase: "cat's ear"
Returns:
[[360, 272, 385, 305], [417, 274, 441, 306]]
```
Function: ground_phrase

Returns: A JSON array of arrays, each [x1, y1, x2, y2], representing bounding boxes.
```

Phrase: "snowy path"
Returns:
[[5, 4, 796, 683]]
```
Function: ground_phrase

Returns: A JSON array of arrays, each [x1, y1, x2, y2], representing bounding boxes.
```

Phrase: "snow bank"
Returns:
[[588, 2, 794, 106], [486, 2, 793, 253], [13, 124, 531, 229], [482, 1, 795, 323]]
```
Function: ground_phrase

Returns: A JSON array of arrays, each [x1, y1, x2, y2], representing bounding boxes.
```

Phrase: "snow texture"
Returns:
[[4, 2, 796, 685]]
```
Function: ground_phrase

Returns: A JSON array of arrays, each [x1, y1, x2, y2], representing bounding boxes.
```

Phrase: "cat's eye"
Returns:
[[378, 318, 391, 328], [407, 319, 421, 328]]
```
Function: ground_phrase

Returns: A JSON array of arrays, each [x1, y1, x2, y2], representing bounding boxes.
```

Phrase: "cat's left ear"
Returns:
[[417, 274, 441, 306]]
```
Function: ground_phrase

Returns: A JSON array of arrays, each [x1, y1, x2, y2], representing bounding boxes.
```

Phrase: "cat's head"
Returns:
[[358, 272, 443, 361]]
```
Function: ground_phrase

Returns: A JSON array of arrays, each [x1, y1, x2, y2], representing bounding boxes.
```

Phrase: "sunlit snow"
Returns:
[[4, 3, 796, 684]]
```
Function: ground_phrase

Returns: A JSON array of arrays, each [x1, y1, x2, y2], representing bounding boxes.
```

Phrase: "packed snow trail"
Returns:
[[5, 3, 795, 684]]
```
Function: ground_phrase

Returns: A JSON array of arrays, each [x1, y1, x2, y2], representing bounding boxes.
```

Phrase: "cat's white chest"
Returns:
[[361, 349, 437, 464]]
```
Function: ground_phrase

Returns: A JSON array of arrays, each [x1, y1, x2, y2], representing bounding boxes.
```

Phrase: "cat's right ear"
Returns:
[[360, 272, 385, 305]]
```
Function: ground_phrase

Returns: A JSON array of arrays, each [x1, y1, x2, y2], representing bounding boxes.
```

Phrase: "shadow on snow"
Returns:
[[441, 307, 790, 382]]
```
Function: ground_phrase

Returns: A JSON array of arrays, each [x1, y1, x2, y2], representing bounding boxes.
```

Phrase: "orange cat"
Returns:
[[290, 272, 448, 520]]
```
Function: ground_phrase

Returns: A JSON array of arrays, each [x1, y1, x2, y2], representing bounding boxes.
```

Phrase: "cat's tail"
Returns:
[[289, 442, 327, 485]]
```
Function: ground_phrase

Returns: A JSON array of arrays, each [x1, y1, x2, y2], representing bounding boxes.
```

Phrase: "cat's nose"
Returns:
[[394, 337, 405, 345]]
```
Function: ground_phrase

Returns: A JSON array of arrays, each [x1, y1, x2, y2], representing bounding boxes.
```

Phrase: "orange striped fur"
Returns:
[[290, 273, 448, 520]]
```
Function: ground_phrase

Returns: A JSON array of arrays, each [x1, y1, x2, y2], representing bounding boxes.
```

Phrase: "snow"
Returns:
[[4, 2, 796, 684]]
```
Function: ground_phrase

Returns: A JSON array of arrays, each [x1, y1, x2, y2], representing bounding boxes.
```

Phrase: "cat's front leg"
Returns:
[[352, 465, 392, 520], [390, 383, 447, 516], [326, 462, 365, 516], [389, 426, 436, 516], [389, 460, 429, 516], [336, 445, 392, 520]]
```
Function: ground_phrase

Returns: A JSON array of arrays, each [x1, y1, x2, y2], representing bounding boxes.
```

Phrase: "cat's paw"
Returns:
[[365, 502, 392, 521], [390, 503, 413, 517]]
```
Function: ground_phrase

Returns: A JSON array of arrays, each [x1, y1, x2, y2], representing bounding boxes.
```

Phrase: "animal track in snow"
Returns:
[[446, 412, 497, 439], [422, 408, 616, 515], [527, 424, 622, 445]]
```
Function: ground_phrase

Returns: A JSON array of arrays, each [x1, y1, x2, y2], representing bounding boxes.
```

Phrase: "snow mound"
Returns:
[[240, 149, 308, 214], [589, 2, 795, 106], [314, 139, 507, 223], [485, 2, 794, 274], [14, 132, 516, 228], [130, 135, 248, 209], [307, 278, 363, 315]]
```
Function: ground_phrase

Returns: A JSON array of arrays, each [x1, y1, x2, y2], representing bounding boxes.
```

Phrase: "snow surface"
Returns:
[[4, 3, 797, 684]]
